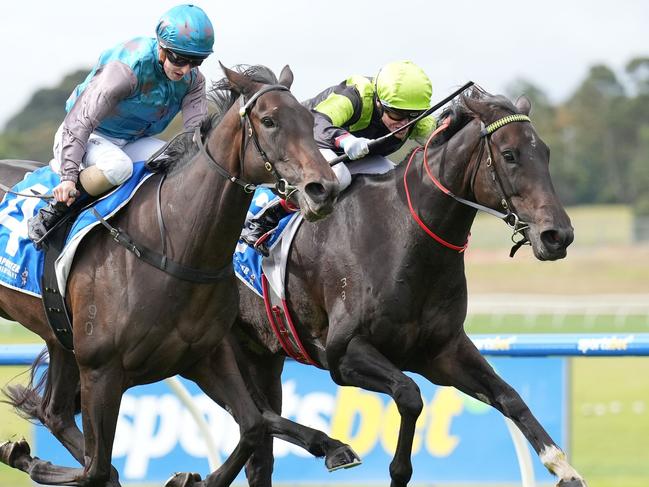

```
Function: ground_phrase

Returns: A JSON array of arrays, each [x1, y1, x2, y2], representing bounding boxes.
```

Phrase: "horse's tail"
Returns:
[[1, 349, 80, 423]]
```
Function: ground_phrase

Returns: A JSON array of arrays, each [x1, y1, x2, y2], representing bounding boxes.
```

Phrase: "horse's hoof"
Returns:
[[163, 472, 203, 487], [0, 438, 31, 467], [557, 478, 588, 487], [325, 444, 362, 472]]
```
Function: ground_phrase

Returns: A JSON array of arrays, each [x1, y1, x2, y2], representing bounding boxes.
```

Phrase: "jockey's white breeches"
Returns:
[[320, 149, 395, 191], [50, 123, 166, 185]]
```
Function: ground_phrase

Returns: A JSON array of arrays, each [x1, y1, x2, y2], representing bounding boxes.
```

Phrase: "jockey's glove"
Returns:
[[339, 134, 370, 160]]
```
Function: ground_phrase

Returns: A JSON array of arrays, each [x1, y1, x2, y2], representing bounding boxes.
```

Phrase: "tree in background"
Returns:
[[0, 70, 88, 161]]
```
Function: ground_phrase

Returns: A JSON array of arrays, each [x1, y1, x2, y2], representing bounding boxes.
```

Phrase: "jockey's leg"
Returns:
[[28, 131, 134, 247], [240, 198, 296, 256]]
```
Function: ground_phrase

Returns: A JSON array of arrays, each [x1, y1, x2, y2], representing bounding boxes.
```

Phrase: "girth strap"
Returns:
[[91, 208, 232, 283]]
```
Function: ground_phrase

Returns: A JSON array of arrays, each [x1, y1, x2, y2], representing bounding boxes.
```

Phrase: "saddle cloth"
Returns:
[[0, 162, 154, 297], [233, 187, 303, 299]]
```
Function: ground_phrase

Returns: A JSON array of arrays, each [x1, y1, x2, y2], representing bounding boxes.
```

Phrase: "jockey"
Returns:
[[28, 4, 215, 248], [241, 60, 437, 255]]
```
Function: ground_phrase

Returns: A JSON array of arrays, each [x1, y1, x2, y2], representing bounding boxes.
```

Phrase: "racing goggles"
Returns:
[[381, 104, 425, 122], [164, 49, 205, 68]]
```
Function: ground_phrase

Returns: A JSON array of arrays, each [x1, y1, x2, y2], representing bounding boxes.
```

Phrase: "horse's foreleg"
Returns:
[[418, 331, 587, 487], [75, 363, 124, 487], [177, 339, 266, 487], [328, 336, 423, 487], [235, 346, 282, 487]]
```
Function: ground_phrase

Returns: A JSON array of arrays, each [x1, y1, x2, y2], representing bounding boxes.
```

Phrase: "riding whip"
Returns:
[[329, 81, 475, 167]]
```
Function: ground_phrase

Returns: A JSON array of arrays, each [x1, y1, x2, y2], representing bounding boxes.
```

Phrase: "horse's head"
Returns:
[[217, 64, 339, 221], [462, 89, 574, 260]]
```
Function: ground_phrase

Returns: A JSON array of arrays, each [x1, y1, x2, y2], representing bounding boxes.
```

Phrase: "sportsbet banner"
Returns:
[[34, 357, 566, 484]]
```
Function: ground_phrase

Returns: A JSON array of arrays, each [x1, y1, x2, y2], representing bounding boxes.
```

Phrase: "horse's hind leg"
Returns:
[[170, 339, 266, 487], [417, 331, 586, 487], [4, 345, 84, 461], [3, 344, 121, 484], [0, 438, 87, 484]]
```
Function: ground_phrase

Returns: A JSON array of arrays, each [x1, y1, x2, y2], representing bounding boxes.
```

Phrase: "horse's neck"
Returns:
[[395, 123, 481, 258], [161, 113, 252, 268]]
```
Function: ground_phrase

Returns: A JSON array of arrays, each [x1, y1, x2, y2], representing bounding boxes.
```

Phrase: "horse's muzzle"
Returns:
[[536, 226, 574, 260], [299, 180, 339, 221]]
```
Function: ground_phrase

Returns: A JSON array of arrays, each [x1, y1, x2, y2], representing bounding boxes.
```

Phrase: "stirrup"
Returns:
[[252, 230, 275, 257]]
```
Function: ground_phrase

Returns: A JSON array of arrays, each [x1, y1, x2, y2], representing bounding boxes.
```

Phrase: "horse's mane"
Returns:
[[399, 85, 520, 163], [150, 65, 279, 174], [206, 64, 279, 128]]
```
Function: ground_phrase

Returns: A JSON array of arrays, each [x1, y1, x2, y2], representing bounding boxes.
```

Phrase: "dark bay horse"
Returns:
[[234, 87, 584, 487], [0, 65, 348, 487]]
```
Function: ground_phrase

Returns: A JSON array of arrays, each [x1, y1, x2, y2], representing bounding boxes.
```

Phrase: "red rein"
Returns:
[[403, 118, 469, 252]]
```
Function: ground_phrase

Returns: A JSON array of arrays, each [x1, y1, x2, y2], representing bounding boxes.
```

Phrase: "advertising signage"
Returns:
[[35, 357, 566, 484]]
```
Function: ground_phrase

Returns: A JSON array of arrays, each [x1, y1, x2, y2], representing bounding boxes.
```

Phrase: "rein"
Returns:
[[405, 114, 532, 255]]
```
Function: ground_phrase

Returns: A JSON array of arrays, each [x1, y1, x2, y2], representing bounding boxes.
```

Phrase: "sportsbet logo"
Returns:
[[111, 380, 466, 480], [330, 386, 464, 457]]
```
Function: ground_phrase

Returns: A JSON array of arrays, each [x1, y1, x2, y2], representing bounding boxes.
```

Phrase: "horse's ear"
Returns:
[[278, 65, 294, 89], [515, 95, 532, 116], [219, 61, 255, 97]]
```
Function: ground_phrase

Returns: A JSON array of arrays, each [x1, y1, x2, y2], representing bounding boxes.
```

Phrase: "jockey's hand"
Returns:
[[53, 180, 79, 206], [339, 135, 370, 160]]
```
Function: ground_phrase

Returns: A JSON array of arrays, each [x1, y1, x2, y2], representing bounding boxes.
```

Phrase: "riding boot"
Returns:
[[27, 165, 112, 250], [240, 199, 289, 256], [27, 201, 70, 249]]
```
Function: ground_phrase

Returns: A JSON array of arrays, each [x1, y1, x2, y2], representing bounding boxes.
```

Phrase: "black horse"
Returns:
[[232, 87, 583, 487], [0, 65, 356, 487]]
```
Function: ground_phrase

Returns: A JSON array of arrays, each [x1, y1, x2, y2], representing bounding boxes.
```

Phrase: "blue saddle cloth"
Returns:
[[0, 162, 154, 297], [233, 187, 296, 297]]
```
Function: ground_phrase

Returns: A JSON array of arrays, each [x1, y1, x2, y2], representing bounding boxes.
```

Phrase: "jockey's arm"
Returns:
[[59, 62, 136, 187], [181, 70, 208, 130], [310, 84, 363, 150]]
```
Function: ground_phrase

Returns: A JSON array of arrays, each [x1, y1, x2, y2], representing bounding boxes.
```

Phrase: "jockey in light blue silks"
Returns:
[[28, 4, 215, 248], [241, 60, 438, 255]]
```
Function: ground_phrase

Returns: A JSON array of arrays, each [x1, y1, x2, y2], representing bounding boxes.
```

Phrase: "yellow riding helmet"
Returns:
[[375, 61, 432, 111]]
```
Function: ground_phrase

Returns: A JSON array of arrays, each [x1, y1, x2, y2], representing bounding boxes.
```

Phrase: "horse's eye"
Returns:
[[261, 117, 275, 128], [502, 150, 517, 163]]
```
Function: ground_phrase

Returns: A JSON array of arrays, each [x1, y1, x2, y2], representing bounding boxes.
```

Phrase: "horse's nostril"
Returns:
[[304, 182, 328, 204], [541, 228, 574, 249]]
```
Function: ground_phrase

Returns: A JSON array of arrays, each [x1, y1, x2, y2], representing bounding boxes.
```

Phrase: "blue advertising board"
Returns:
[[34, 357, 566, 484]]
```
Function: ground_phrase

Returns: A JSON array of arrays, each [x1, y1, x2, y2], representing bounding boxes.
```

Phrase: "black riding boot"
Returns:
[[27, 201, 70, 249], [240, 200, 288, 256]]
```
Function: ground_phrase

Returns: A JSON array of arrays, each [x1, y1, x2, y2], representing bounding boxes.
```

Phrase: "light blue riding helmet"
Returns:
[[156, 4, 214, 57]]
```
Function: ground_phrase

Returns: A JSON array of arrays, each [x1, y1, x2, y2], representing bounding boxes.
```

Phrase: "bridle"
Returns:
[[195, 83, 299, 200], [406, 113, 532, 256]]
